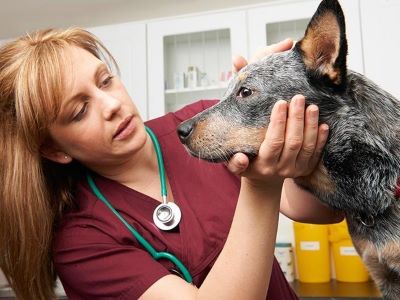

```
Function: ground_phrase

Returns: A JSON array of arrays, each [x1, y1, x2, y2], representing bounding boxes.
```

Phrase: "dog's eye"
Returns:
[[238, 87, 253, 98]]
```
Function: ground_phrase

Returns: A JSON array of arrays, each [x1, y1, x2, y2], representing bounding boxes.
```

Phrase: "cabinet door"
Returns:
[[147, 11, 248, 119], [248, 0, 363, 74], [361, 0, 400, 98], [88, 22, 148, 120]]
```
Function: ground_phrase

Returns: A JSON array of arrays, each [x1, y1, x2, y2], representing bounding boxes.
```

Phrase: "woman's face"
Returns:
[[45, 46, 147, 171]]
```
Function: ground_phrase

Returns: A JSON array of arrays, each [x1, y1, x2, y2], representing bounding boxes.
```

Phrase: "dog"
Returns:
[[177, 0, 400, 298]]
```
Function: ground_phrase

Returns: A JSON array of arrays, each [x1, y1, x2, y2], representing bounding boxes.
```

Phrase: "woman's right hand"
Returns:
[[232, 38, 294, 73]]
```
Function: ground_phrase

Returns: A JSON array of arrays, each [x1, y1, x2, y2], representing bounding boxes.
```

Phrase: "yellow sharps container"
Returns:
[[328, 219, 369, 282], [293, 222, 330, 283]]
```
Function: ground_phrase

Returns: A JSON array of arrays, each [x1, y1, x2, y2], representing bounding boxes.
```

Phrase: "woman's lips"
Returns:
[[113, 116, 135, 140]]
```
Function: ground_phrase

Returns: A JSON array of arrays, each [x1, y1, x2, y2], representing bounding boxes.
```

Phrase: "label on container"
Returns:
[[300, 241, 320, 251], [340, 246, 358, 256]]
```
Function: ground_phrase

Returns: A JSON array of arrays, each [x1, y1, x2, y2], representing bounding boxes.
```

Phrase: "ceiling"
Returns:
[[0, 0, 275, 40]]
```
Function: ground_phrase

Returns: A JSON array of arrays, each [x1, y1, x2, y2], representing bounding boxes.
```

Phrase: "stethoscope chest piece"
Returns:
[[153, 202, 181, 231]]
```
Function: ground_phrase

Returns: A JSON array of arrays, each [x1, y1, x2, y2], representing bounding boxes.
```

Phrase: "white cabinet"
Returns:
[[88, 22, 148, 120], [248, 0, 319, 52], [360, 0, 400, 99], [147, 11, 248, 119], [248, 0, 363, 74]]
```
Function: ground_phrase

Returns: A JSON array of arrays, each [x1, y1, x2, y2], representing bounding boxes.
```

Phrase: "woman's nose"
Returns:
[[101, 91, 121, 120]]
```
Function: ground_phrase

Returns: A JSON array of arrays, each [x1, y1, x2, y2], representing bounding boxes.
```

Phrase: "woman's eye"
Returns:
[[73, 102, 88, 121], [101, 75, 114, 88], [238, 87, 253, 98]]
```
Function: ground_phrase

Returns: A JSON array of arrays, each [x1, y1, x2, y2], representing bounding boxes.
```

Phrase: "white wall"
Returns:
[[0, 0, 278, 40]]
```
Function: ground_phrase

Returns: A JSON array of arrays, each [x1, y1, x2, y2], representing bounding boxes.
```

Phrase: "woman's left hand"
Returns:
[[227, 39, 329, 185], [226, 95, 329, 184]]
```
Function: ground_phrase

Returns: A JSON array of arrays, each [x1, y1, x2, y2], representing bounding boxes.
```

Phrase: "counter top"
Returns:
[[290, 280, 382, 299]]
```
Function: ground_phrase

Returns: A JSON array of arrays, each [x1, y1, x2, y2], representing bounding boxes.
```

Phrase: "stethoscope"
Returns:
[[146, 126, 182, 231], [86, 126, 192, 283]]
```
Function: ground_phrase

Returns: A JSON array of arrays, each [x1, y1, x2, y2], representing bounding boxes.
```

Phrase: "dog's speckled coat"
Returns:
[[177, 0, 400, 298]]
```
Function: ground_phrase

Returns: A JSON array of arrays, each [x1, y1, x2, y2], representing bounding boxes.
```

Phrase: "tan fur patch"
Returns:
[[238, 71, 249, 82], [188, 119, 265, 158], [296, 162, 336, 195], [301, 12, 341, 84], [353, 239, 380, 283], [193, 118, 208, 135], [353, 238, 400, 289], [225, 127, 265, 150]]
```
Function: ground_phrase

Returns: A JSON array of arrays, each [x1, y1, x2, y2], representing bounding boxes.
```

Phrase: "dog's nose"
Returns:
[[177, 120, 195, 143]]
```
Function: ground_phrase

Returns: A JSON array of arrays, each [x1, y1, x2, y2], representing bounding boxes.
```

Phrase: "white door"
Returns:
[[88, 22, 148, 120], [361, 0, 400, 98], [147, 10, 248, 119]]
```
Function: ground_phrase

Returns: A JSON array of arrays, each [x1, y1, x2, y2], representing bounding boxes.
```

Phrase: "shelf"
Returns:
[[165, 83, 228, 94], [290, 280, 382, 299]]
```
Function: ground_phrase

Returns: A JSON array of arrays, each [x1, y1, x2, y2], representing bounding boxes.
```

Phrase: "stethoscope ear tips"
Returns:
[[153, 202, 181, 231]]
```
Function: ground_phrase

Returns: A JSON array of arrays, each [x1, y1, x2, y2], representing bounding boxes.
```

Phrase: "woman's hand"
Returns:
[[227, 38, 328, 190], [226, 95, 328, 188], [232, 38, 294, 73]]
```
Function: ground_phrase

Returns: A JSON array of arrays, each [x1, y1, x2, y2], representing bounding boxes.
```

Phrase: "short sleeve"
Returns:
[[54, 226, 171, 300]]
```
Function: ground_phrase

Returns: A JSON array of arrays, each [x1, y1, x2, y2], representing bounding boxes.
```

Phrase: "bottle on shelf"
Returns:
[[187, 65, 200, 89], [173, 72, 186, 90]]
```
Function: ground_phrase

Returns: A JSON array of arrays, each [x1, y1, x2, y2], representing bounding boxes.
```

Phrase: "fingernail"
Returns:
[[321, 124, 329, 132], [278, 101, 287, 113], [309, 105, 318, 118], [296, 96, 305, 108]]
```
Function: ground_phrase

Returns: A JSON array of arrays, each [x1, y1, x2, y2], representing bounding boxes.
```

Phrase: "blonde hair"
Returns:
[[0, 28, 117, 299]]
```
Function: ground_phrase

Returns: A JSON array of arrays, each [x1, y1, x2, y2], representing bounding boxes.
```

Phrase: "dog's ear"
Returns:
[[295, 0, 347, 89]]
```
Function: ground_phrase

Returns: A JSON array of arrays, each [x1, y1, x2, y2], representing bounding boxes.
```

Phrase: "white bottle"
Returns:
[[187, 66, 199, 89]]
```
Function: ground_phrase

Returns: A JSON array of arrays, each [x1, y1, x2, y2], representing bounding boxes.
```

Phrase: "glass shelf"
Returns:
[[163, 28, 232, 112]]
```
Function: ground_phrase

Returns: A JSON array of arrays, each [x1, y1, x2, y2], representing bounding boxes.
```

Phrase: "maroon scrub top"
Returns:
[[53, 100, 298, 299]]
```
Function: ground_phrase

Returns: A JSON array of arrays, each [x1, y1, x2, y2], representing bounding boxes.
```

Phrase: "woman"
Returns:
[[0, 28, 342, 299]]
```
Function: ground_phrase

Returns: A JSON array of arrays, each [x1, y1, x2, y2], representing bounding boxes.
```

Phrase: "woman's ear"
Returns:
[[40, 142, 72, 164]]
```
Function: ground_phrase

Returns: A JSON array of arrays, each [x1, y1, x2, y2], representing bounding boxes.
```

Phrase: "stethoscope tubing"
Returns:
[[85, 125, 192, 283], [145, 126, 168, 202], [86, 173, 193, 283]]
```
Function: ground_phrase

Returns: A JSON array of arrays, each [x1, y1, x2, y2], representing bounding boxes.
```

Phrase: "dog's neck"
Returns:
[[346, 202, 400, 244]]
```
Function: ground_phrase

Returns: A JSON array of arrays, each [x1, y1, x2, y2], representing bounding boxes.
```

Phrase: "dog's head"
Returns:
[[177, 0, 348, 162]]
